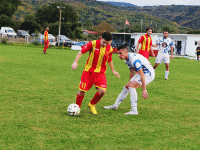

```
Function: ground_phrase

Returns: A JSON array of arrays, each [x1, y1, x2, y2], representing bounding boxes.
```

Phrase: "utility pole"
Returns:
[[57, 5, 65, 47]]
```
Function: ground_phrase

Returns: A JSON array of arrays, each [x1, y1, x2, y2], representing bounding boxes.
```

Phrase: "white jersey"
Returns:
[[125, 53, 154, 76], [156, 37, 173, 54]]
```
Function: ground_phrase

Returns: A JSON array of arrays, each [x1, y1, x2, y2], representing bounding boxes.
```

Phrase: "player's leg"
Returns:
[[88, 73, 107, 114], [124, 72, 155, 115], [153, 63, 159, 71], [164, 54, 170, 80], [153, 54, 162, 71], [43, 43, 49, 54], [124, 80, 141, 115], [76, 71, 93, 107], [165, 63, 169, 80], [104, 82, 131, 109]]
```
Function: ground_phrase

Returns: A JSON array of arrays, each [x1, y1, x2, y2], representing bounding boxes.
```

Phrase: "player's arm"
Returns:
[[108, 61, 120, 78], [136, 42, 140, 54], [130, 69, 135, 80], [170, 46, 173, 59], [153, 44, 158, 47], [150, 46, 155, 58], [71, 42, 93, 70], [137, 68, 148, 99], [71, 51, 83, 70]]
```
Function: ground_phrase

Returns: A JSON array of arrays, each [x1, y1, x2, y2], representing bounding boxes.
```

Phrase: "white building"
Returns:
[[112, 33, 200, 56]]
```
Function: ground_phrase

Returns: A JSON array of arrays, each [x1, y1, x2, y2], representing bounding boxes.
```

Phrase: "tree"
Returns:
[[35, 2, 78, 28], [20, 15, 40, 34], [162, 25, 175, 33], [0, 15, 14, 27], [83, 20, 94, 31], [93, 21, 115, 33], [0, 0, 21, 17], [0, 0, 21, 28]]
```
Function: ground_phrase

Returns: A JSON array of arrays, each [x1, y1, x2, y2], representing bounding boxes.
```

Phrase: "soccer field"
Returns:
[[0, 45, 199, 149]]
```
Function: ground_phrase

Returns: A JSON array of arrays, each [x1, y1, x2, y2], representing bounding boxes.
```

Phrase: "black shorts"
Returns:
[[197, 52, 200, 56]]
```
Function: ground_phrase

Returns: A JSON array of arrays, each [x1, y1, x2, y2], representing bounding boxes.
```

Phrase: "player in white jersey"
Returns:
[[153, 30, 173, 80], [104, 45, 155, 115]]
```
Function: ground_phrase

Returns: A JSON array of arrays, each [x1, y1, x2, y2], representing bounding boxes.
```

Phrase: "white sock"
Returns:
[[165, 70, 169, 79], [129, 87, 138, 111], [114, 86, 129, 107]]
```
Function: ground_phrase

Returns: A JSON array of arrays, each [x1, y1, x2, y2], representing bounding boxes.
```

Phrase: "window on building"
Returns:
[[195, 41, 198, 45]]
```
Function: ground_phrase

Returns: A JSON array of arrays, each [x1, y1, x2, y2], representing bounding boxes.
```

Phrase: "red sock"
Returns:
[[90, 92, 103, 105], [76, 94, 84, 107], [44, 46, 49, 52]]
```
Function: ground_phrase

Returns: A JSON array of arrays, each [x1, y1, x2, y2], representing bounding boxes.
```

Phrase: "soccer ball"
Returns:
[[67, 103, 80, 116]]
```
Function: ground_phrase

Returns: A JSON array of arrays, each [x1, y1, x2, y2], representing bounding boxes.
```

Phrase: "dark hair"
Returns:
[[163, 30, 169, 33], [102, 31, 112, 41], [117, 44, 127, 51], [146, 27, 154, 33]]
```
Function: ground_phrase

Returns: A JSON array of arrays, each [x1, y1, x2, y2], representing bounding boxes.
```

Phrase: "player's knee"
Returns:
[[98, 89, 106, 96], [78, 90, 85, 96]]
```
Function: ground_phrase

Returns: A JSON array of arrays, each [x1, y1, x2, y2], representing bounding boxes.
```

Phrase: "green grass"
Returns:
[[0, 45, 199, 150]]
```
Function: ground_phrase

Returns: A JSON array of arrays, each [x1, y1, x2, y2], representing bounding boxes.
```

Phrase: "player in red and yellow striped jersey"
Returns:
[[43, 27, 49, 54], [136, 27, 155, 60], [71, 32, 120, 114]]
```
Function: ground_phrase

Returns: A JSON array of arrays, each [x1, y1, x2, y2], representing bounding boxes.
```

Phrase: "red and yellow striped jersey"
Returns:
[[138, 34, 152, 52], [44, 30, 49, 45], [81, 39, 113, 73]]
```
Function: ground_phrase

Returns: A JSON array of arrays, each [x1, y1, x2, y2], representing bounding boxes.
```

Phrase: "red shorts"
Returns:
[[79, 71, 107, 92], [139, 50, 149, 60]]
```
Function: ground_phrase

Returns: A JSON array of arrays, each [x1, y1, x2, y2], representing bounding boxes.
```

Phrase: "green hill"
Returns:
[[14, 0, 199, 33]]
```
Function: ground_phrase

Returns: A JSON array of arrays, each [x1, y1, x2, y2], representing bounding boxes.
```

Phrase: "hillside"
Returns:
[[14, 0, 198, 33]]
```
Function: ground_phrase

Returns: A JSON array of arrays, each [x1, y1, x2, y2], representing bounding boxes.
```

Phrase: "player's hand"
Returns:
[[142, 90, 148, 99], [113, 70, 120, 78], [71, 62, 78, 70], [152, 53, 155, 58]]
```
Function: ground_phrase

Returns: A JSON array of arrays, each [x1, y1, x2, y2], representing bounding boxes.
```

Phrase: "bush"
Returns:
[[1, 38, 7, 44], [32, 40, 40, 46]]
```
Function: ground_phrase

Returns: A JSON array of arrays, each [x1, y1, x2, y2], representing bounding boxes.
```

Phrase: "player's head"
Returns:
[[163, 30, 169, 38], [100, 31, 112, 47], [146, 27, 153, 36], [117, 45, 128, 60], [46, 27, 49, 31]]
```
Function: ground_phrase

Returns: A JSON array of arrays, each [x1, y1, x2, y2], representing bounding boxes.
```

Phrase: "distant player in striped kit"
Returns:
[[71, 31, 120, 115], [43, 27, 49, 54], [136, 27, 155, 60]]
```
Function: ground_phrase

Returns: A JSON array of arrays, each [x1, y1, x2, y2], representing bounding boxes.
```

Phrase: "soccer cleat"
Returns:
[[124, 110, 138, 115], [88, 102, 97, 114], [43, 50, 46, 54], [104, 105, 118, 110], [165, 77, 168, 80]]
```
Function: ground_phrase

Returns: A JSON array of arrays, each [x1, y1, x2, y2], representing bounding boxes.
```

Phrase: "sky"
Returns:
[[97, 0, 200, 6]]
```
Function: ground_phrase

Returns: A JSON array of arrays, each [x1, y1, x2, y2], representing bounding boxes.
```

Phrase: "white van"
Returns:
[[0, 27, 17, 37]]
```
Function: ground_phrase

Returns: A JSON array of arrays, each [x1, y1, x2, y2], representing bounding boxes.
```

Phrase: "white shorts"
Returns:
[[155, 53, 170, 64], [130, 71, 155, 85]]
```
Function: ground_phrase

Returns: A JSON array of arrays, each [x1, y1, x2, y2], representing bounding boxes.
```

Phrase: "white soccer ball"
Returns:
[[67, 103, 80, 116]]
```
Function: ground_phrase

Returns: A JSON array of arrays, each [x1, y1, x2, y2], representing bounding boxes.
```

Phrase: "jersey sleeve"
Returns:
[[133, 59, 142, 71], [108, 47, 113, 62], [138, 35, 144, 43], [169, 40, 173, 46], [81, 41, 93, 54], [150, 38, 152, 46]]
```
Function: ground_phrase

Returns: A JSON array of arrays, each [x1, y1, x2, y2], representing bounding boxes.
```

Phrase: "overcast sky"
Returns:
[[97, 0, 200, 6]]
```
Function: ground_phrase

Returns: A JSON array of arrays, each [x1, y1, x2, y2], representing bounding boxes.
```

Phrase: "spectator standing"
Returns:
[[196, 44, 200, 62]]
